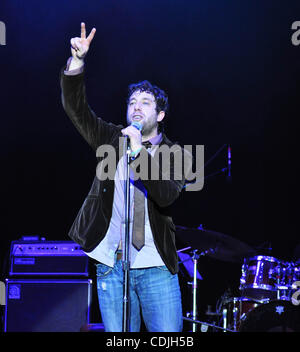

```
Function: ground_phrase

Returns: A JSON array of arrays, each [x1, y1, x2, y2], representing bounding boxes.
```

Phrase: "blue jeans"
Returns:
[[96, 258, 183, 332]]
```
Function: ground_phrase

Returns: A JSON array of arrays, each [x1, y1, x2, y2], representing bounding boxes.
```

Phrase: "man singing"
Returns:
[[60, 22, 192, 332]]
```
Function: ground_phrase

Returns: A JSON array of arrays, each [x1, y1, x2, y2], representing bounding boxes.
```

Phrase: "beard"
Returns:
[[141, 119, 159, 137]]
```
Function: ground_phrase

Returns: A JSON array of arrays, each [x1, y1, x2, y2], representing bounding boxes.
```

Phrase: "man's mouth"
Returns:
[[132, 114, 143, 121]]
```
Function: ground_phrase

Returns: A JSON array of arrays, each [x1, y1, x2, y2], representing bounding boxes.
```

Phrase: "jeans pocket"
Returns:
[[96, 263, 113, 278]]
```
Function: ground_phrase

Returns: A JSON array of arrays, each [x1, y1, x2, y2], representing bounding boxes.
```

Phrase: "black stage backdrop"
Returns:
[[0, 0, 299, 326]]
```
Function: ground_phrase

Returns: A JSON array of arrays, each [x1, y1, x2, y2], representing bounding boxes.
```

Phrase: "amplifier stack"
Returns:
[[4, 237, 92, 332]]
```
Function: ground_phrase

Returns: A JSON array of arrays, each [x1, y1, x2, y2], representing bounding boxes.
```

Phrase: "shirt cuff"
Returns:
[[64, 57, 84, 76]]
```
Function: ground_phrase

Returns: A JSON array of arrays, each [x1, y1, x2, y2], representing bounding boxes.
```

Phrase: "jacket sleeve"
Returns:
[[60, 67, 121, 151]]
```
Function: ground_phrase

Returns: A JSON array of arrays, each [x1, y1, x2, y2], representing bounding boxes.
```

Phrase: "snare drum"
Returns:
[[239, 300, 300, 332], [239, 255, 280, 300]]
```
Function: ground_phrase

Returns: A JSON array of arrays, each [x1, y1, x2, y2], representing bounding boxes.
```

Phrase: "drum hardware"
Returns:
[[274, 261, 300, 301], [176, 225, 255, 263], [275, 263, 283, 299], [191, 249, 200, 332], [176, 224, 255, 332], [251, 297, 270, 304], [286, 262, 296, 286], [219, 296, 263, 332], [176, 223, 300, 331], [222, 307, 228, 331], [276, 285, 291, 301], [183, 316, 236, 333], [273, 261, 292, 300], [179, 247, 216, 332], [177, 225, 299, 331]]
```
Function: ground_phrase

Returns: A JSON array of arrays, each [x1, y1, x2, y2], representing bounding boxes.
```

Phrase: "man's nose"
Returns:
[[134, 102, 142, 110]]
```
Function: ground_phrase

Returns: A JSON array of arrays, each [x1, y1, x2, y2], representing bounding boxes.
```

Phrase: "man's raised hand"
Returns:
[[70, 22, 96, 61]]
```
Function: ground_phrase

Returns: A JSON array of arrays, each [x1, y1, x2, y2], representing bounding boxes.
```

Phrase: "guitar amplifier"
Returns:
[[4, 279, 92, 331], [9, 239, 89, 276]]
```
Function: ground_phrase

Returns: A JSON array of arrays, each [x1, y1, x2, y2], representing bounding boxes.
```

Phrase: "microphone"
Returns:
[[124, 121, 143, 150], [124, 121, 143, 139], [131, 121, 143, 132]]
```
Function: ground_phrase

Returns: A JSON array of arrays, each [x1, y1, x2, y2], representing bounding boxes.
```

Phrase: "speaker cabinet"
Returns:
[[4, 279, 92, 332]]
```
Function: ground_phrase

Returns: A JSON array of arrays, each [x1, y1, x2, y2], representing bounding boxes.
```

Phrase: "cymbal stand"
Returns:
[[191, 250, 199, 332], [188, 248, 216, 332]]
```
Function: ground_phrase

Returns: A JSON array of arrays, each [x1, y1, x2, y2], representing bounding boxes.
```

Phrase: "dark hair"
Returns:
[[127, 80, 169, 132]]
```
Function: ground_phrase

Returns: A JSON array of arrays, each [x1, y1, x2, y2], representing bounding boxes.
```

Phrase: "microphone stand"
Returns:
[[122, 137, 131, 332], [121, 122, 143, 332]]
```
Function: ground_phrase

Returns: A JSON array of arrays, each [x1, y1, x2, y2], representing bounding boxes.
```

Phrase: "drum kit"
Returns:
[[176, 225, 300, 332]]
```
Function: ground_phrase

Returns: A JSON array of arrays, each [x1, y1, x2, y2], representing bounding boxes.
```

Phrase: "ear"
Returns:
[[157, 111, 165, 122]]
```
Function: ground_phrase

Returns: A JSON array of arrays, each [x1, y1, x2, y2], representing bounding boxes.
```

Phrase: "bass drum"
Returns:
[[239, 300, 300, 332]]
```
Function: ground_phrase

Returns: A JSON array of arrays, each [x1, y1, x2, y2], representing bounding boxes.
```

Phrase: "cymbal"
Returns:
[[176, 225, 255, 263]]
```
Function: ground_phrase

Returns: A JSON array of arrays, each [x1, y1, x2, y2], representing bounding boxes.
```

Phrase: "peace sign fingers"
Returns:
[[70, 22, 96, 61], [81, 22, 96, 44]]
